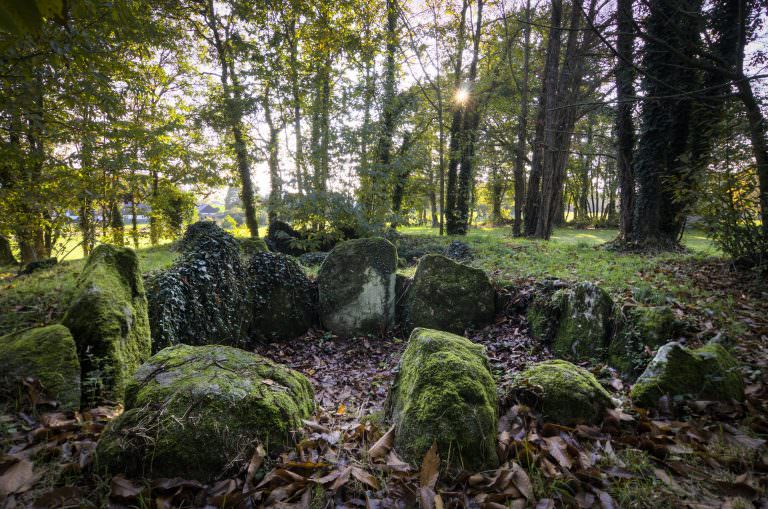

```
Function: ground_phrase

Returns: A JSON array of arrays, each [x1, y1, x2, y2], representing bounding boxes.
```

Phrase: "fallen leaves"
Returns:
[[0, 455, 35, 496]]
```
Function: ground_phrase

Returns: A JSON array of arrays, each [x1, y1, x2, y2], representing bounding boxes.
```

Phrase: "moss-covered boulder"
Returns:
[[385, 328, 498, 473], [318, 237, 397, 337], [630, 342, 744, 408], [528, 281, 614, 362], [146, 222, 247, 351], [0, 325, 80, 410], [403, 254, 495, 334], [509, 360, 614, 426], [609, 306, 681, 379], [239, 237, 269, 257], [246, 252, 315, 341], [266, 220, 305, 256], [62, 245, 150, 404], [95, 344, 314, 482]]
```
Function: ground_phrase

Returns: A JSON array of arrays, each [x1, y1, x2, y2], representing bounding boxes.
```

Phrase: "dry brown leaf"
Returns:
[[368, 425, 395, 460], [243, 443, 265, 493], [420, 442, 440, 489], [419, 486, 436, 509], [510, 462, 534, 500], [109, 475, 143, 501], [31, 486, 82, 509], [351, 466, 380, 490], [535, 499, 555, 509], [543, 436, 572, 470], [331, 466, 352, 491], [0, 456, 35, 496]]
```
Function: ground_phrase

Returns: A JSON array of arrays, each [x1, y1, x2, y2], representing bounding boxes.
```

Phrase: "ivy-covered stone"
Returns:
[[385, 328, 498, 473], [0, 325, 80, 410], [443, 240, 473, 261], [609, 306, 680, 379], [509, 360, 614, 425], [630, 342, 744, 408], [266, 220, 305, 256], [318, 237, 397, 337], [246, 252, 315, 342], [146, 222, 247, 351], [95, 344, 314, 482], [62, 245, 150, 404], [19, 257, 57, 275], [298, 251, 328, 267], [528, 281, 614, 362], [403, 254, 495, 334]]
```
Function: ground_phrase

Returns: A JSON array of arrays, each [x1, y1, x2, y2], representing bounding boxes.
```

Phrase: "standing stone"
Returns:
[[0, 325, 81, 410], [609, 305, 681, 379], [403, 254, 495, 334], [318, 237, 397, 337], [63, 245, 150, 404], [385, 328, 498, 473]]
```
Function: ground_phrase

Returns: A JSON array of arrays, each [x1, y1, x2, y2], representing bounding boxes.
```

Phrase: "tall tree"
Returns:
[[615, 0, 635, 240]]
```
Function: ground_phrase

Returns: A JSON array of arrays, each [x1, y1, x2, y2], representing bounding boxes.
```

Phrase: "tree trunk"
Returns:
[[616, 0, 635, 240], [737, 79, 768, 237], [378, 0, 398, 227], [630, 0, 704, 249], [207, 0, 259, 237], [288, 17, 306, 194], [512, 0, 531, 237], [524, 0, 562, 236]]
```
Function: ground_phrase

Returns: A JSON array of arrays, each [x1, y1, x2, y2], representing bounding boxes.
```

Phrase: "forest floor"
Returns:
[[1, 226, 766, 508]]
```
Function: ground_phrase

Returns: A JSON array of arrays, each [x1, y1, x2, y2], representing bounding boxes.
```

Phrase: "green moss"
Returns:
[[317, 237, 397, 337], [239, 237, 269, 257], [510, 359, 614, 425], [385, 328, 498, 474], [630, 342, 744, 408], [609, 306, 680, 378], [0, 325, 80, 410], [62, 245, 150, 404], [403, 254, 495, 334], [96, 344, 314, 482]]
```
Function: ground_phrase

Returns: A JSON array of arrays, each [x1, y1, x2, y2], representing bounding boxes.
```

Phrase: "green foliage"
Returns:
[[150, 183, 197, 240], [0, 0, 64, 35], [222, 214, 237, 230]]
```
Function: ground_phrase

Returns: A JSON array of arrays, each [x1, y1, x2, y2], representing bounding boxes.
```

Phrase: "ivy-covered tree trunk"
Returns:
[[262, 87, 282, 225], [444, 0, 469, 235], [287, 16, 306, 195], [615, 0, 635, 240], [630, 0, 704, 249], [110, 201, 125, 246], [378, 0, 398, 228]]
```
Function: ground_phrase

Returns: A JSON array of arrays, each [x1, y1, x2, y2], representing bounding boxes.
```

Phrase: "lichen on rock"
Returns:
[[239, 237, 269, 258], [402, 254, 495, 334], [246, 251, 315, 342], [318, 237, 397, 337], [630, 342, 744, 408], [0, 325, 81, 410], [528, 281, 614, 362], [509, 359, 614, 426], [385, 328, 498, 474], [609, 305, 681, 379], [62, 244, 150, 404], [146, 222, 248, 351], [95, 344, 314, 482]]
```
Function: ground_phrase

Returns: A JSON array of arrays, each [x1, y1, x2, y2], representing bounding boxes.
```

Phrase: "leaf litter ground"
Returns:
[[1, 263, 767, 508]]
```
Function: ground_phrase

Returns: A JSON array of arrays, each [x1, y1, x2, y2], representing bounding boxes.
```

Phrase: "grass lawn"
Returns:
[[0, 224, 725, 337]]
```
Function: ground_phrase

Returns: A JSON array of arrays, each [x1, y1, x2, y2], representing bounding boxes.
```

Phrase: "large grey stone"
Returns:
[[317, 237, 397, 337]]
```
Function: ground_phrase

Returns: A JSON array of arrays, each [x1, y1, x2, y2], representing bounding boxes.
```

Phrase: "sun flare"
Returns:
[[454, 87, 470, 105]]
